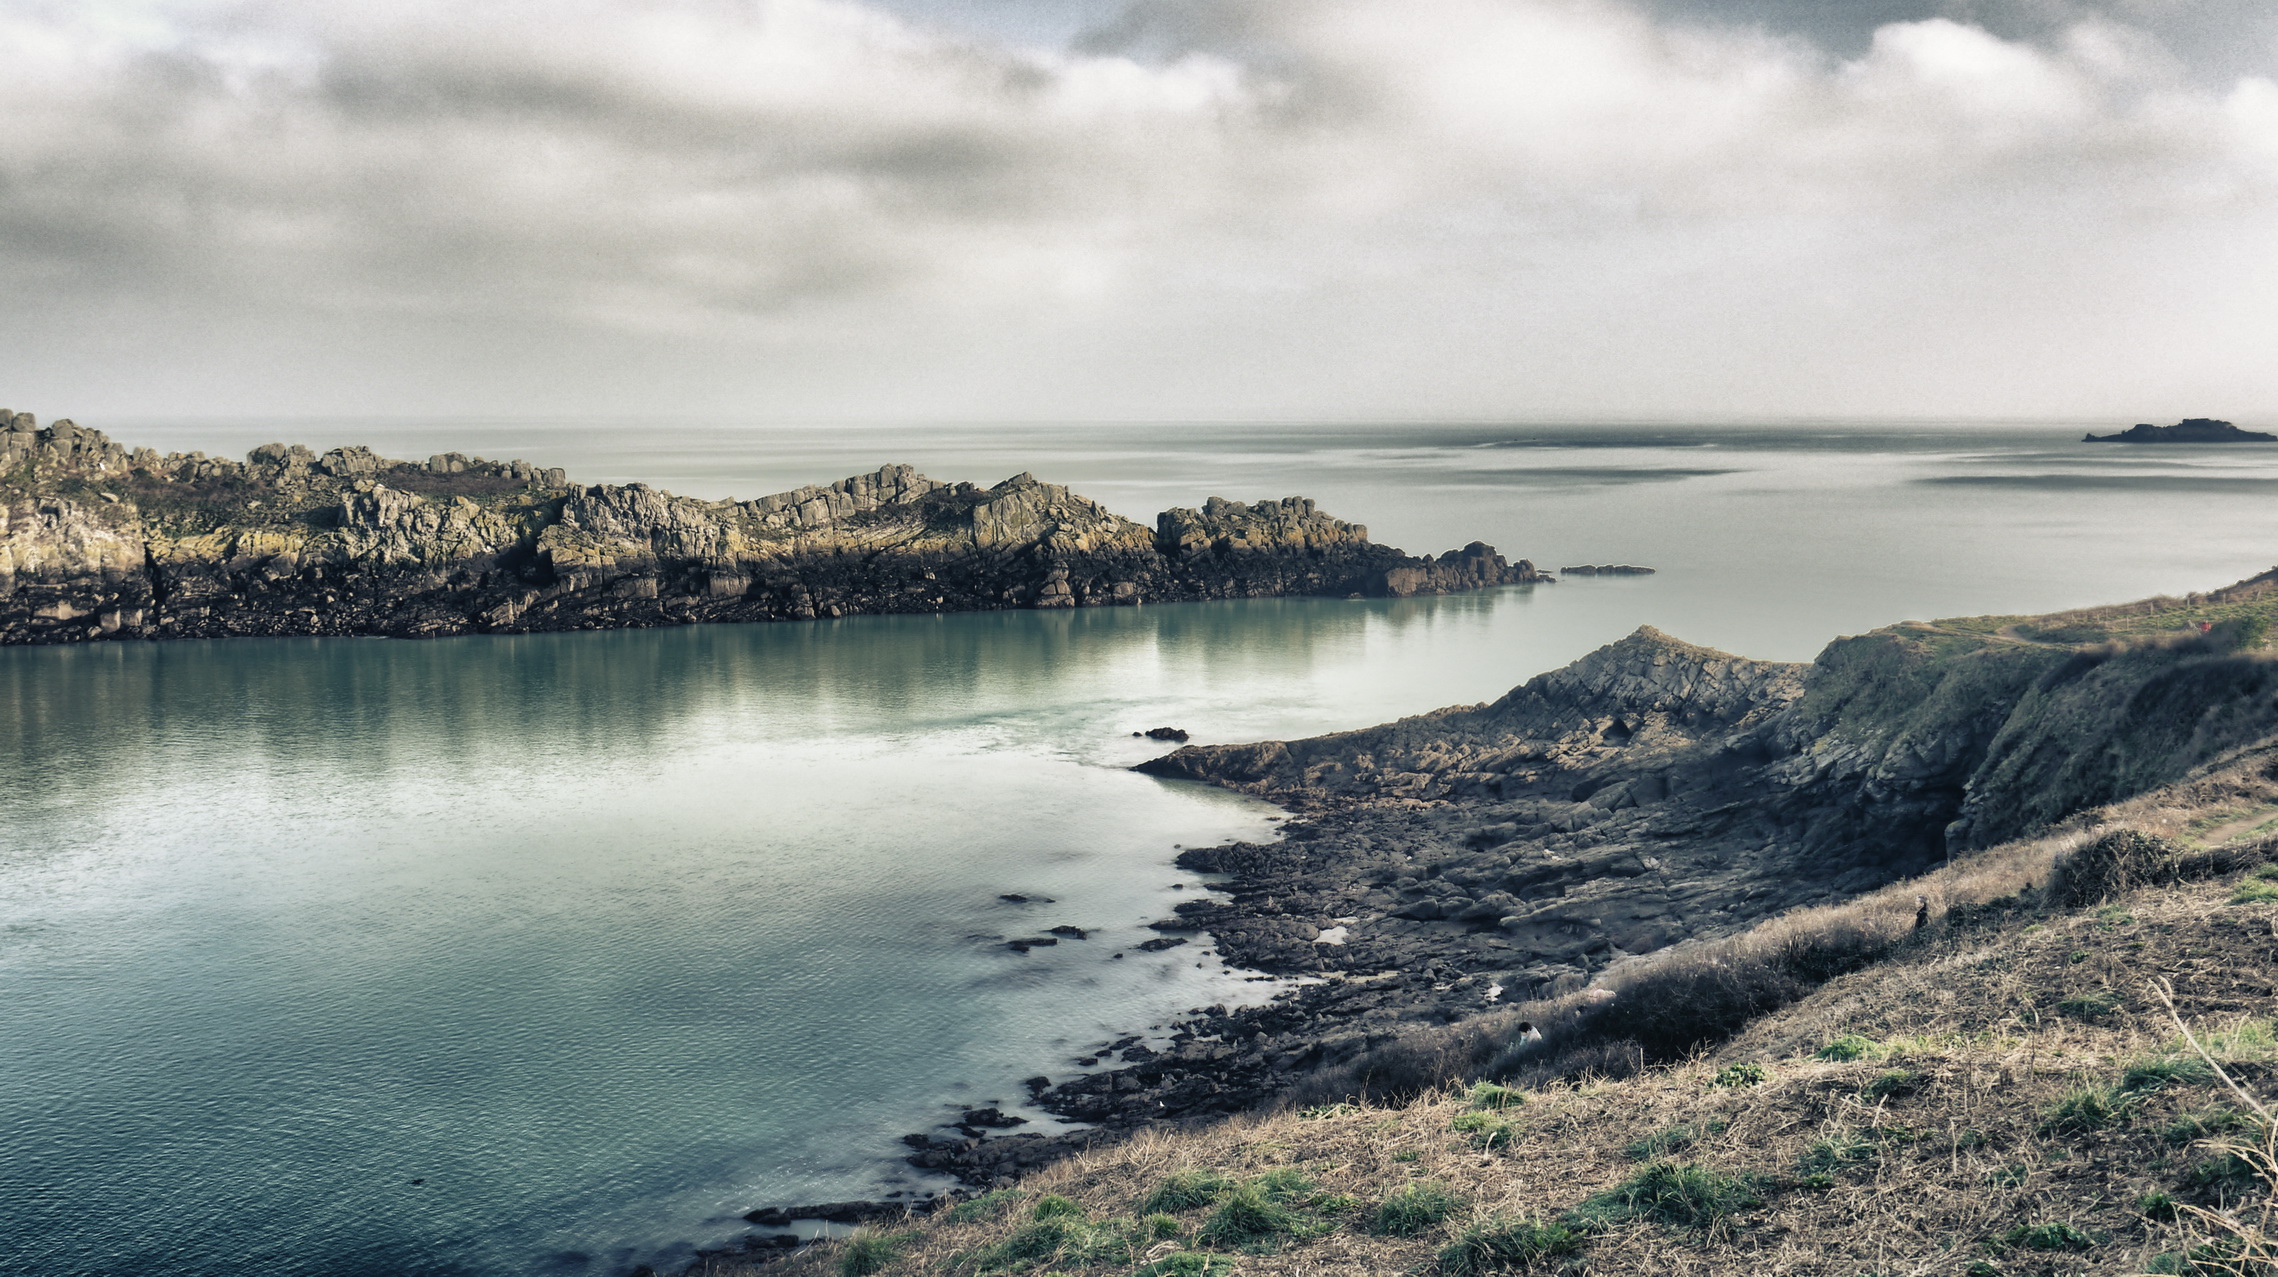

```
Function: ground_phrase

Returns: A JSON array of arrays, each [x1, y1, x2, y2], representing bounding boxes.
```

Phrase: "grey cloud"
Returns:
[[0, 0, 2272, 420]]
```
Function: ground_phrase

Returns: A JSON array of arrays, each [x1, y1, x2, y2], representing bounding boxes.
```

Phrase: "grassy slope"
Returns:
[[717, 732, 2278, 1277]]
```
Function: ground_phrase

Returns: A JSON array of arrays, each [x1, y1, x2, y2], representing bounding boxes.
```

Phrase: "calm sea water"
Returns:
[[6, 420, 2277, 1275]]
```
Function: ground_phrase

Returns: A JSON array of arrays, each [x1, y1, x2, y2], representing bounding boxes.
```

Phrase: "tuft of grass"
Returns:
[[1143, 1212, 1183, 1239], [2054, 991, 2123, 1021], [1373, 1181, 1464, 1236], [1140, 1171, 1232, 1214], [1436, 1214, 1585, 1276], [2140, 1190, 2180, 1221], [1465, 1081, 1527, 1110], [2228, 878, 2278, 905], [837, 1228, 916, 1277], [1815, 1033, 1886, 1062], [1859, 1069, 1921, 1102], [2196, 1018, 2278, 1062], [1450, 1111, 1518, 1151], [2182, 1152, 2261, 1201], [1196, 1184, 1303, 1248], [1708, 1061, 1768, 1088], [1249, 1167, 1317, 1203], [2165, 1108, 2248, 1145], [1624, 1123, 1700, 1162], [2119, 1054, 2214, 1096], [2037, 1083, 2126, 1135], [1797, 1133, 1877, 1178], [1029, 1194, 1084, 1221], [1131, 1253, 1235, 1277], [1999, 1221, 2101, 1252], [943, 1189, 1023, 1224], [1565, 1162, 1760, 1232]]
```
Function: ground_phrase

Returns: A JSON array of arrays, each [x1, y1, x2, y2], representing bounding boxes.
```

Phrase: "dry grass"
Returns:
[[698, 749, 2278, 1277], [705, 854, 2278, 1276]]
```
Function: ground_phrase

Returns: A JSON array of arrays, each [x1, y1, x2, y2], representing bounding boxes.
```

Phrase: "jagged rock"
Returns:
[[0, 413, 1562, 645]]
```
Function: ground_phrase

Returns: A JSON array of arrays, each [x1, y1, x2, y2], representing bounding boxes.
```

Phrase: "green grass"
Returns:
[[1623, 1124, 1700, 1162], [1196, 1184, 1303, 1247], [1435, 1215, 1585, 1276], [1465, 1082, 1527, 1110], [1565, 1162, 1760, 1232], [1131, 1254, 1236, 1277], [2037, 1084, 2126, 1135], [1859, 1069, 1921, 1101], [2227, 878, 2278, 905], [943, 1189, 1023, 1224], [1814, 1033, 1886, 1062], [1030, 1195, 1084, 1221], [2140, 1190, 2179, 1221], [1450, 1111, 1518, 1151], [2164, 1108, 2248, 1145], [1708, 1061, 1768, 1088], [1372, 1181, 1464, 1236], [2054, 991, 2123, 1021], [837, 1228, 917, 1277], [2118, 1054, 2214, 1096], [1140, 1171, 1232, 1214], [1797, 1133, 1877, 1178]]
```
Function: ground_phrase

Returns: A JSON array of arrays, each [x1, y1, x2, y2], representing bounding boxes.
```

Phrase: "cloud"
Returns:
[[0, 0, 2272, 418]]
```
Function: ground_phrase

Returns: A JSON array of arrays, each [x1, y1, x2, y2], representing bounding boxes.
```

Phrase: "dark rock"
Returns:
[[1134, 936, 1189, 952], [1006, 937, 1059, 953], [2084, 418, 2275, 443], [960, 1108, 1029, 1128], [1143, 727, 1191, 742], [1046, 925, 1088, 939]]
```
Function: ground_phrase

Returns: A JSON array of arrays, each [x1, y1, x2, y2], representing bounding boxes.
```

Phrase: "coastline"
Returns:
[[702, 573, 2278, 1266]]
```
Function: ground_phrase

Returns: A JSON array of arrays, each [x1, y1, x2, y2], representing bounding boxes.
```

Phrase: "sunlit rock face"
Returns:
[[0, 413, 1547, 644]]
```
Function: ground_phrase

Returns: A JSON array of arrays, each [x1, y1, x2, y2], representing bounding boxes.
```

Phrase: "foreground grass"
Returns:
[[697, 755, 2278, 1277]]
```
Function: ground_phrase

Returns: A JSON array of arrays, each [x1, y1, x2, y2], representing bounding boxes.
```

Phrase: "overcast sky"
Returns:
[[1, 0, 2272, 422]]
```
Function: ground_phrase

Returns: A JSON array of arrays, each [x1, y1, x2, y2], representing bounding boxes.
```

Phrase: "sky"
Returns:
[[0, 0, 2273, 423]]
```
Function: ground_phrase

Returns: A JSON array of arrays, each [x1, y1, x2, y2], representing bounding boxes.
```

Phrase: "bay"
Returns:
[[5, 418, 2276, 1275]]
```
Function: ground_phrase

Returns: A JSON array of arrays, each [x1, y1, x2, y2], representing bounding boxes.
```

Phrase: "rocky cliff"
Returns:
[[0, 411, 1548, 644]]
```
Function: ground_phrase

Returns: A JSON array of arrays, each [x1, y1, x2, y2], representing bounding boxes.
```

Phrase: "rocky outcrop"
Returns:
[[0, 411, 1553, 645], [2083, 417, 2275, 443]]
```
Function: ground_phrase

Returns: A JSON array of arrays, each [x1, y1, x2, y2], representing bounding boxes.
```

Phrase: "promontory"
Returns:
[[0, 410, 1548, 645]]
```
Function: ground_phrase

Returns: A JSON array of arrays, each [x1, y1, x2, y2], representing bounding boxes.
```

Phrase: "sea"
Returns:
[[5, 419, 2277, 1275]]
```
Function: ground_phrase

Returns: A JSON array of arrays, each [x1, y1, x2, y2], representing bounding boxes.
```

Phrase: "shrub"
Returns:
[[2037, 1084, 2125, 1135], [1131, 1253, 1234, 1277], [1196, 1184, 1302, 1247], [1467, 1081, 1527, 1110], [838, 1228, 915, 1277], [1373, 1181, 1464, 1236], [1815, 1034, 1885, 1062], [2000, 1221, 2101, 1252], [1709, 1061, 1768, 1088], [2053, 829, 2186, 906], [1624, 1124, 1700, 1162], [1436, 1215, 1585, 1276], [943, 1189, 1023, 1224], [1566, 1162, 1760, 1232], [1141, 1171, 1232, 1214]]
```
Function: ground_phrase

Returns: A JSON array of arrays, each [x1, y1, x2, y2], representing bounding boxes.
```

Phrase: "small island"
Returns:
[[2082, 416, 2275, 443]]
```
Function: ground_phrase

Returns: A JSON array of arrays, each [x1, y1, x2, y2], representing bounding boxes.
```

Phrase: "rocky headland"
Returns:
[[0, 410, 1547, 645], [2083, 416, 2275, 443], [717, 570, 2278, 1259]]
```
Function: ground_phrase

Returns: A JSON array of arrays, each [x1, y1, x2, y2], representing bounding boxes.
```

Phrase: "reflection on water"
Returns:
[[11, 417, 2278, 1276]]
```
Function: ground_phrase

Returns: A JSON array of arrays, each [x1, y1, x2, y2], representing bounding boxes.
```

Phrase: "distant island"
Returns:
[[2082, 417, 2275, 443], [0, 409, 1558, 645]]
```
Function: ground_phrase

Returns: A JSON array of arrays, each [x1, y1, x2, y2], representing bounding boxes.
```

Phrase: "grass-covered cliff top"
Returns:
[[716, 742, 2278, 1277]]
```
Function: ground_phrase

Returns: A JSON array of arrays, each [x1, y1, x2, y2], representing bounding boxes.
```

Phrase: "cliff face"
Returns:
[[0, 413, 1547, 644]]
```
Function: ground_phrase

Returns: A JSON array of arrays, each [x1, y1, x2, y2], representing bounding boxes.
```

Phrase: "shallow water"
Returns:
[[7, 419, 2278, 1275]]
